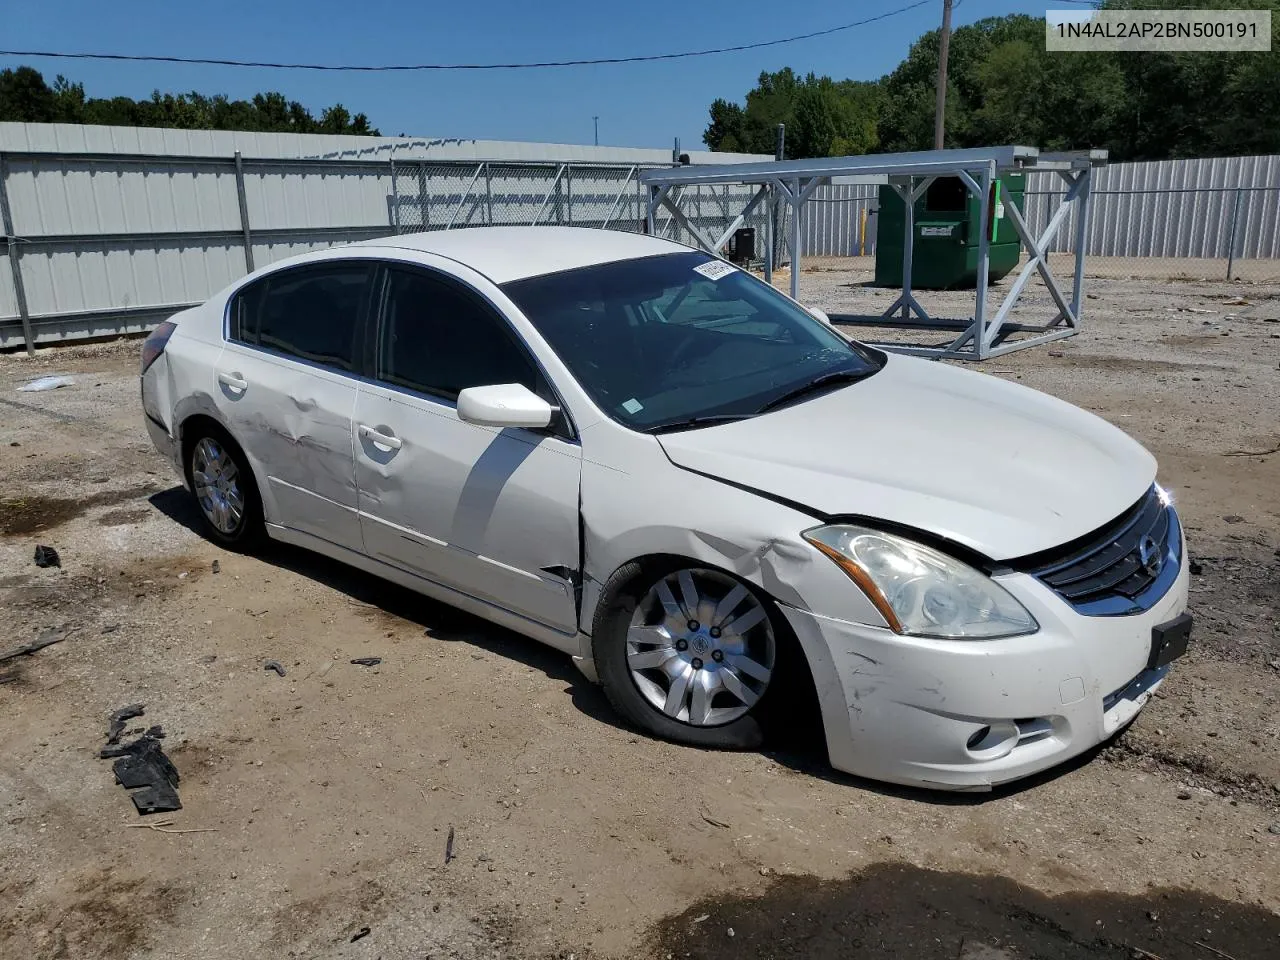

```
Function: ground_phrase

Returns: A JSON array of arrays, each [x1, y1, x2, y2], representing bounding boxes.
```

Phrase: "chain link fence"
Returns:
[[390, 161, 653, 234], [389, 163, 797, 265]]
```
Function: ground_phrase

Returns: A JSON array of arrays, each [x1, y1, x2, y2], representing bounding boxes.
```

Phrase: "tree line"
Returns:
[[0, 66, 380, 136], [704, 6, 1280, 162]]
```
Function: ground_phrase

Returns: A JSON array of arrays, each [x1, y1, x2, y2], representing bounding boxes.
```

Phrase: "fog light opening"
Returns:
[[965, 721, 1020, 760]]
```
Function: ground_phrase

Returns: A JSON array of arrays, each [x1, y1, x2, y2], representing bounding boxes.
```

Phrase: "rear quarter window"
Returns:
[[228, 262, 374, 373]]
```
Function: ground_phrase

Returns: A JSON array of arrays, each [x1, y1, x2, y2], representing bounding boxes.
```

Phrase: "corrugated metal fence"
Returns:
[[0, 122, 770, 352], [0, 150, 694, 351], [3, 140, 1278, 352], [1023, 155, 1280, 262]]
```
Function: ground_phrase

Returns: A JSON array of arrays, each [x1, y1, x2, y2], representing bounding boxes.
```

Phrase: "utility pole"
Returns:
[[934, 0, 953, 150], [593, 116, 599, 146]]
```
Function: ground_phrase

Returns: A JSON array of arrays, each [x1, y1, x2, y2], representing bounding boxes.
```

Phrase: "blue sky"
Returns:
[[5, 0, 1058, 150]]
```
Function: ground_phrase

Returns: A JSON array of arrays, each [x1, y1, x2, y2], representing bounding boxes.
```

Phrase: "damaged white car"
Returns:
[[140, 226, 1191, 790]]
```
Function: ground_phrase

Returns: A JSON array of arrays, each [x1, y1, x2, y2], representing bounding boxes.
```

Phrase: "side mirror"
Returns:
[[457, 383, 555, 429], [807, 306, 832, 326]]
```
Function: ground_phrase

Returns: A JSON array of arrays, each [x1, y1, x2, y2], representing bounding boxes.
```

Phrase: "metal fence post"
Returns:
[[0, 151, 36, 357], [773, 124, 786, 267], [389, 151, 400, 234], [1225, 186, 1244, 281], [484, 163, 493, 226], [418, 162, 430, 230], [233, 150, 255, 273], [565, 164, 573, 225]]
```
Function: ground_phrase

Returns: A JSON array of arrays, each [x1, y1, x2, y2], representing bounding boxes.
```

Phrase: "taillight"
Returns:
[[140, 321, 177, 374]]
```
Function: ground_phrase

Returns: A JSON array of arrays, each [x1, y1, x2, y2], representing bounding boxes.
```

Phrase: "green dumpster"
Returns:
[[873, 173, 1025, 289]]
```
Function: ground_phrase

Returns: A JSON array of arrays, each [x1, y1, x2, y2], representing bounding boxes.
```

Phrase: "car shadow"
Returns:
[[147, 485, 622, 729], [150, 484, 1117, 803]]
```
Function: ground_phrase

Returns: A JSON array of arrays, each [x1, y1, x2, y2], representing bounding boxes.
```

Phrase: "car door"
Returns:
[[352, 263, 582, 635], [214, 260, 375, 550]]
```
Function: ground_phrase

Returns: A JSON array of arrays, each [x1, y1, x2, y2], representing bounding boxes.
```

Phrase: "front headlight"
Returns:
[[803, 524, 1038, 639]]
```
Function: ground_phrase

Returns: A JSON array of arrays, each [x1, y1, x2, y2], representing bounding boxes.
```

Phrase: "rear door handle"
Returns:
[[217, 371, 248, 392], [358, 424, 403, 451]]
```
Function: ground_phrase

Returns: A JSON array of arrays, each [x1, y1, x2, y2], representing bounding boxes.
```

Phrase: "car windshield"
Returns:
[[501, 252, 883, 431]]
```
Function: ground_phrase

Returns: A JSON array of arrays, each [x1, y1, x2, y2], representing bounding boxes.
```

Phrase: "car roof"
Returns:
[[352, 226, 691, 284]]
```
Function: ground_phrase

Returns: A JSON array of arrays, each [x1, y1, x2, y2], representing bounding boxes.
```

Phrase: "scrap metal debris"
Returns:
[[100, 705, 182, 815], [33, 544, 61, 568], [350, 927, 371, 943], [263, 660, 287, 677], [106, 703, 146, 744], [0, 626, 71, 663], [445, 826, 456, 864], [350, 657, 382, 667]]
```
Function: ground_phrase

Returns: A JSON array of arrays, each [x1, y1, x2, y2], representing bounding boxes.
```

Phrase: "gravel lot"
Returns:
[[1, 262, 1278, 960]]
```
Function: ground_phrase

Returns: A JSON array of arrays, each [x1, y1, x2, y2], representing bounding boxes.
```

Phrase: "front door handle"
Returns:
[[358, 423, 403, 451], [217, 371, 248, 393]]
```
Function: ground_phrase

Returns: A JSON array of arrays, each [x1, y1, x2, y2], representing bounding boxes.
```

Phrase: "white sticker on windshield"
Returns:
[[621, 398, 644, 414], [693, 260, 737, 281]]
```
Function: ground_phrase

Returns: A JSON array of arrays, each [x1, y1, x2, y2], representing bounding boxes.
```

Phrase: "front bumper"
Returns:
[[782, 540, 1190, 791]]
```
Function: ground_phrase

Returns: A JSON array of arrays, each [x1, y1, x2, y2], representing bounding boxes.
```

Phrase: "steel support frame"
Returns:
[[600, 167, 638, 231], [880, 174, 941, 327], [533, 165, 567, 226], [640, 149, 1099, 362], [446, 163, 487, 230]]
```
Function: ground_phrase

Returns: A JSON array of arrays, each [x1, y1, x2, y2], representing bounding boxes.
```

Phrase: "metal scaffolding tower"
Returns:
[[639, 145, 1107, 360]]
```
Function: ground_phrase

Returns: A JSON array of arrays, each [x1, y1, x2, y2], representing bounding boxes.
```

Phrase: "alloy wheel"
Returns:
[[191, 436, 244, 535], [626, 568, 776, 726]]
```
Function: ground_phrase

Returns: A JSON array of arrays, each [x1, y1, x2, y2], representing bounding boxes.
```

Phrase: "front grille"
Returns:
[[1016, 485, 1180, 615]]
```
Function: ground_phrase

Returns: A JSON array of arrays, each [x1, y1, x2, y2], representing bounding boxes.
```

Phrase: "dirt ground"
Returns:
[[2, 263, 1279, 960]]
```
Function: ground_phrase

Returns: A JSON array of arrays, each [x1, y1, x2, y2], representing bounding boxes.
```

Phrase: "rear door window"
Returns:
[[230, 262, 374, 373]]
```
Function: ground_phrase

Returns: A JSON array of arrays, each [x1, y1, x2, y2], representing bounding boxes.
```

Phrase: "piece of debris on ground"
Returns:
[[33, 544, 61, 568], [99, 705, 182, 815], [0, 626, 71, 663]]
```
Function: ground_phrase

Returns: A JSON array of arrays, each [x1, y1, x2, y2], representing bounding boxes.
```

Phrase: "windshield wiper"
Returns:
[[639, 413, 754, 434], [755, 368, 873, 414]]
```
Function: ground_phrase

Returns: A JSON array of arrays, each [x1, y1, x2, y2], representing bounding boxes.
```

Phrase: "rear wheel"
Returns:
[[184, 426, 264, 550], [594, 562, 780, 749]]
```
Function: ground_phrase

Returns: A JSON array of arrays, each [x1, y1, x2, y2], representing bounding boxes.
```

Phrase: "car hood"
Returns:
[[655, 354, 1156, 561]]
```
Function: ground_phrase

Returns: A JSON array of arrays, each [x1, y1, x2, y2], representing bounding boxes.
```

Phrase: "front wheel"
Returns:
[[594, 563, 780, 749]]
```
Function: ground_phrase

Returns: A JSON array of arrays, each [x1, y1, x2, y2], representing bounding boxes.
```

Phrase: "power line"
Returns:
[[0, 2, 931, 72]]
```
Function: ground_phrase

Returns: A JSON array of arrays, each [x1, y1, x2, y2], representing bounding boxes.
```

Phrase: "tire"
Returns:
[[182, 423, 265, 551], [593, 560, 788, 750]]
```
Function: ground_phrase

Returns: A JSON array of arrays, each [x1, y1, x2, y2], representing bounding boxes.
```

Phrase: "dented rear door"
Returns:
[[215, 261, 375, 549]]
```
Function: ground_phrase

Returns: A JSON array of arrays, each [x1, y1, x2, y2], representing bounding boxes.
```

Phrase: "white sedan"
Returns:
[[140, 226, 1191, 790]]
